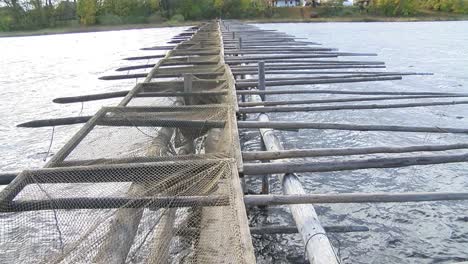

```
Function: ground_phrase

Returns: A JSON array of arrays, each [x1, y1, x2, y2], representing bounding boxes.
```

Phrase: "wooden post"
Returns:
[[258, 61, 268, 194], [258, 61, 265, 101], [248, 93, 338, 264], [184, 73, 194, 105]]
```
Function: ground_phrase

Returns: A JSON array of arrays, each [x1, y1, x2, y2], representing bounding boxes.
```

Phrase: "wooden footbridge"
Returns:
[[2, 20, 468, 263]]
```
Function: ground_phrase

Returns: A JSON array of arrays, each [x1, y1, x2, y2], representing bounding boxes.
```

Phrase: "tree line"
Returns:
[[0, 0, 270, 31], [370, 0, 468, 16], [1, 0, 467, 32]]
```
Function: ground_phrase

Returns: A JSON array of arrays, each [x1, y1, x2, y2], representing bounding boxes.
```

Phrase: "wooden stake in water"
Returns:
[[258, 61, 265, 101]]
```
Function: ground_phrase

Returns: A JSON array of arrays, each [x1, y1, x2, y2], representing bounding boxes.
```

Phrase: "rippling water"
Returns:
[[0, 27, 184, 171], [244, 21, 468, 264], [1, 22, 468, 263]]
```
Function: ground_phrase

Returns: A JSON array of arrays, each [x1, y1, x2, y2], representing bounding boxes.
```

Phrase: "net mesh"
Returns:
[[0, 22, 251, 264]]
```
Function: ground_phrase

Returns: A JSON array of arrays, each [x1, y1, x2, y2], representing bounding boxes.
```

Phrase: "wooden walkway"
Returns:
[[2, 20, 468, 263]]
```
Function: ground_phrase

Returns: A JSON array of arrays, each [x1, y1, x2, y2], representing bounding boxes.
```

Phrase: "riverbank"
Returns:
[[0, 21, 197, 38], [1, 11, 467, 38], [249, 14, 468, 23]]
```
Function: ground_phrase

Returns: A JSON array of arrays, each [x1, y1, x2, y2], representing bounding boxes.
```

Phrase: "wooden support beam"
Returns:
[[123, 54, 166, 60], [17, 116, 225, 128], [238, 100, 468, 113], [232, 70, 429, 76], [238, 121, 468, 134], [99, 73, 147, 80], [226, 53, 377, 63], [242, 143, 468, 161], [0, 173, 17, 185], [140, 46, 175, 50], [231, 61, 387, 67], [235, 76, 401, 89], [53, 90, 227, 104], [178, 225, 369, 236], [249, 225, 369, 234], [243, 153, 468, 175], [226, 54, 338, 63], [184, 74, 194, 105], [54, 91, 129, 103], [13, 159, 228, 184], [237, 89, 467, 97], [244, 192, 468, 206], [238, 95, 468, 107], [17, 116, 93, 127], [2, 195, 229, 212]]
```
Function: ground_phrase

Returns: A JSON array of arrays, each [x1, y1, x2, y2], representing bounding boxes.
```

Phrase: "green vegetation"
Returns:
[[0, 0, 270, 32], [369, 0, 468, 16], [0, 0, 467, 34]]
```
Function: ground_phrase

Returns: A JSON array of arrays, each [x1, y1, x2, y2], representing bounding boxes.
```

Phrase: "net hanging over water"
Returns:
[[0, 22, 254, 264]]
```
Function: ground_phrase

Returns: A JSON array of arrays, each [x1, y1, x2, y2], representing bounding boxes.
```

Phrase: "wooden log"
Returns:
[[2, 195, 229, 212], [123, 54, 167, 60], [115, 64, 155, 71], [17, 115, 226, 128], [236, 76, 401, 89], [225, 53, 377, 63], [226, 54, 337, 63], [54, 91, 129, 103], [232, 70, 430, 76], [184, 74, 194, 105], [243, 153, 468, 175], [232, 67, 387, 75], [99, 73, 147, 80], [53, 91, 227, 104], [249, 225, 369, 234], [242, 143, 468, 161], [231, 61, 387, 67], [236, 74, 408, 84], [237, 89, 467, 97], [225, 49, 335, 55], [224, 43, 320, 48], [17, 116, 92, 127], [238, 95, 468, 107], [238, 100, 468, 113], [243, 192, 468, 206], [224, 40, 318, 45], [141, 46, 175, 50], [236, 74, 399, 83], [246, 83, 338, 263], [15, 159, 226, 184], [0, 173, 17, 185], [178, 225, 368, 236], [238, 121, 468, 134]]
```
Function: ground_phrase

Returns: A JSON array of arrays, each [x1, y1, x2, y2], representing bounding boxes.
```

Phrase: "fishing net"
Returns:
[[0, 22, 252, 264], [0, 104, 247, 263]]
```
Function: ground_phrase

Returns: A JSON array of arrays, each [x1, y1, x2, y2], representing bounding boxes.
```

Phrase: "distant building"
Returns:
[[272, 0, 302, 7]]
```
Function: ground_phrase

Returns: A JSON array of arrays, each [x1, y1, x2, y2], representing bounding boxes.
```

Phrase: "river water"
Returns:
[[1, 21, 468, 263]]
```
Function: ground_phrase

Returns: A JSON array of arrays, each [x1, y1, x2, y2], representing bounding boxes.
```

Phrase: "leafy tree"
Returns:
[[371, 0, 419, 16], [77, 0, 97, 25]]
